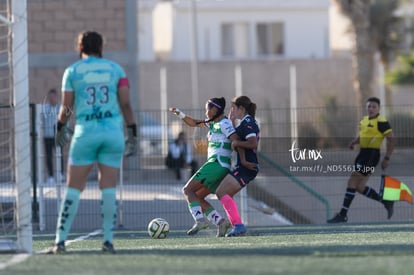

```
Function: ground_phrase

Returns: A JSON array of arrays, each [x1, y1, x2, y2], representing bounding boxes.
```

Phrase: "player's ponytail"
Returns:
[[232, 96, 256, 118]]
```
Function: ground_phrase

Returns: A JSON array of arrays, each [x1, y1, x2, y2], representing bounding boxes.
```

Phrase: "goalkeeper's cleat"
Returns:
[[186, 219, 209, 235], [46, 241, 66, 255], [382, 200, 394, 219], [216, 219, 231, 237], [102, 241, 116, 254], [327, 213, 348, 223], [225, 224, 247, 237]]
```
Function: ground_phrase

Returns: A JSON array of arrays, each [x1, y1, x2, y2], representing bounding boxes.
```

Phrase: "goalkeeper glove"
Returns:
[[125, 124, 137, 157], [55, 122, 73, 147]]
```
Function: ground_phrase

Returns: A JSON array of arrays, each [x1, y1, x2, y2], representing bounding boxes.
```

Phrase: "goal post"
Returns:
[[11, 0, 32, 253]]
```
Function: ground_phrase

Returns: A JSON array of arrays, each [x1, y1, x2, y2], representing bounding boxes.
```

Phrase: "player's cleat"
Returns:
[[225, 224, 247, 237], [186, 219, 209, 235], [102, 241, 116, 254], [46, 241, 66, 254], [216, 219, 231, 237], [382, 200, 394, 219], [327, 213, 348, 223]]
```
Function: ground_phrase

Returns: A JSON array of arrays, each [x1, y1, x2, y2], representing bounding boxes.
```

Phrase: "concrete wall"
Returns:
[[27, 0, 138, 106], [28, 0, 126, 53], [138, 58, 355, 111]]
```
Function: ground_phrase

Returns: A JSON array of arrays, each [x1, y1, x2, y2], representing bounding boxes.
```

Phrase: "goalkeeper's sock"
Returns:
[[55, 187, 81, 244], [220, 194, 242, 226], [205, 206, 223, 226], [101, 188, 117, 243], [188, 201, 204, 221]]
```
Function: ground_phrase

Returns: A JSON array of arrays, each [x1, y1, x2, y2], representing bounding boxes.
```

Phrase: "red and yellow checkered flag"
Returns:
[[380, 175, 413, 204]]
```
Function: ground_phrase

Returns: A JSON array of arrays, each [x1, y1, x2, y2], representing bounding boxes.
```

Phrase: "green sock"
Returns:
[[55, 187, 81, 244], [101, 188, 117, 243]]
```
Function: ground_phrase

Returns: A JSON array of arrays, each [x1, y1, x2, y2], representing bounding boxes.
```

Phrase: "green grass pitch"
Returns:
[[1, 223, 414, 275]]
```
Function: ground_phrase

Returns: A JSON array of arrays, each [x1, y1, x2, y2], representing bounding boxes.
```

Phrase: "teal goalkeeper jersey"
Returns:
[[61, 56, 127, 134]]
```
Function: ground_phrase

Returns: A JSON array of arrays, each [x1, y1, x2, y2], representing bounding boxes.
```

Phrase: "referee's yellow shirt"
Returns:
[[359, 115, 392, 149]]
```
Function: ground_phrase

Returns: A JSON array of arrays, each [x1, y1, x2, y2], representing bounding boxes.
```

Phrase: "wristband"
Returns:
[[384, 156, 390, 161], [127, 124, 137, 137], [178, 111, 186, 119], [173, 108, 186, 119]]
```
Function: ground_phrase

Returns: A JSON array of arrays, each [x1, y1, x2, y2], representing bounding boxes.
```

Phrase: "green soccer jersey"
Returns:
[[206, 117, 236, 169]]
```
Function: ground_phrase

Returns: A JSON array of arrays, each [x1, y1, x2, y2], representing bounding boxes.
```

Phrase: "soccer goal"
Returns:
[[0, 0, 31, 253]]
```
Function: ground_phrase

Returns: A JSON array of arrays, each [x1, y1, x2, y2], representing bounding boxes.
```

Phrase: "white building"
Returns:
[[138, 0, 331, 61]]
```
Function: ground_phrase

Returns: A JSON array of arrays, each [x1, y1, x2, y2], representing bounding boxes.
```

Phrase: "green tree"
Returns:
[[334, 0, 374, 109], [334, 0, 405, 108], [386, 52, 414, 84]]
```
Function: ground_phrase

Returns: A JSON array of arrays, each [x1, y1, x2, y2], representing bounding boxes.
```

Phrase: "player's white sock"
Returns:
[[188, 202, 204, 221], [205, 207, 223, 226]]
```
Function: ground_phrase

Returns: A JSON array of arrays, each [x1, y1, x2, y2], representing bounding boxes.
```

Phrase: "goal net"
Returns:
[[0, 0, 31, 253]]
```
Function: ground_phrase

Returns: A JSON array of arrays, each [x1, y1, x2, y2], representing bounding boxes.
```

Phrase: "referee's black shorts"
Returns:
[[354, 148, 380, 176]]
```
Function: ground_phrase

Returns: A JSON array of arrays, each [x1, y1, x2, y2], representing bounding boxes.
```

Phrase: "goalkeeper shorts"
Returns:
[[68, 129, 125, 168]]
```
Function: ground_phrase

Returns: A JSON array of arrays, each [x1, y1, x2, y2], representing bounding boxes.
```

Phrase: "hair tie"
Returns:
[[208, 100, 222, 109]]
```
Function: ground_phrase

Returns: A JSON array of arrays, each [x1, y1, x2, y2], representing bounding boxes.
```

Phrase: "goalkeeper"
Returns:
[[47, 31, 137, 254]]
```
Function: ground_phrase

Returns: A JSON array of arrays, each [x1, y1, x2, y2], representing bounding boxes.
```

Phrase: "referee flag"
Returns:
[[379, 175, 413, 204]]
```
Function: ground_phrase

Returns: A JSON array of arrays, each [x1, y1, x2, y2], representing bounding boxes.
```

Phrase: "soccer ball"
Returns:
[[148, 218, 170, 239]]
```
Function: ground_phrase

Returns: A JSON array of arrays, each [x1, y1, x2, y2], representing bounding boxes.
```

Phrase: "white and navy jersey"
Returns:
[[235, 115, 260, 165], [206, 117, 236, 169]]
